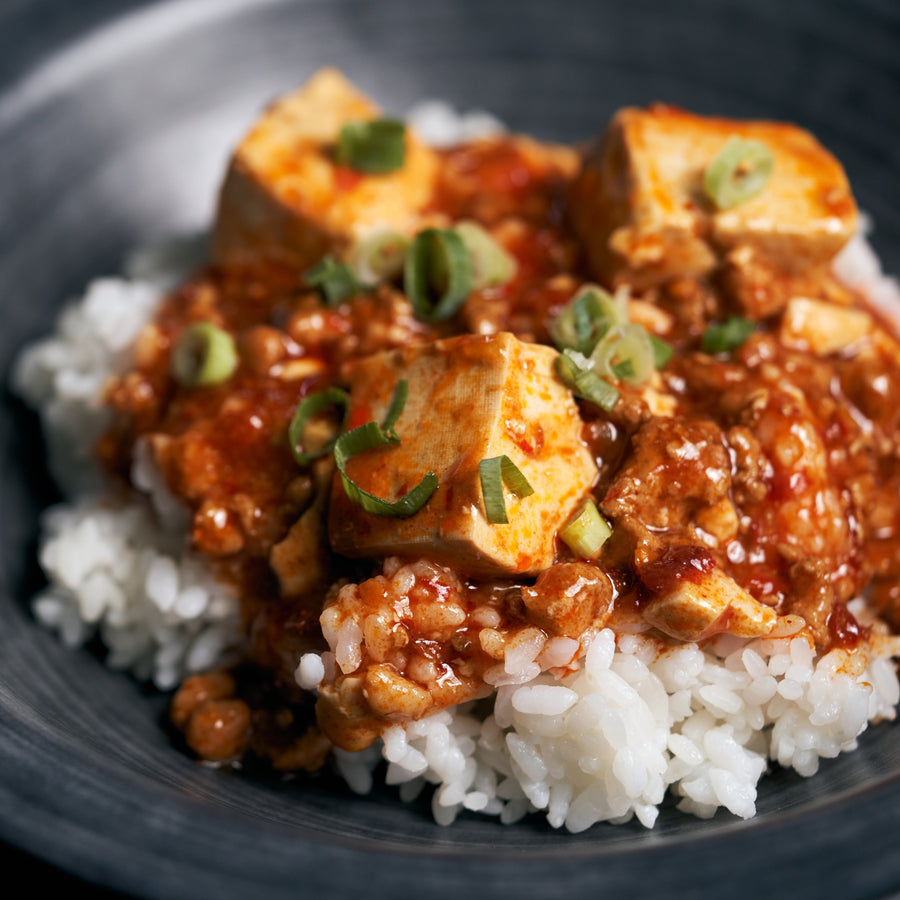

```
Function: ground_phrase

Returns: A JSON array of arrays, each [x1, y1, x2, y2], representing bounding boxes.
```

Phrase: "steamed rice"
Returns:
[[13, 100, 900, 831]]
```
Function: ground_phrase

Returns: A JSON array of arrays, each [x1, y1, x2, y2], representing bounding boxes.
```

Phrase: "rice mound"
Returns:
[[329, 618, 900, 830], [13, 101, 900, 831]]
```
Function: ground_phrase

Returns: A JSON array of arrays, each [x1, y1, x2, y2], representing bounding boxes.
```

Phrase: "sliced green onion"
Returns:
[[649, 334, 674, 369], [560, 499, 611, 559], [703, 137, 775, 211], [404, 228, 473, 322], [336, 117, 406, 174], [549, 285, 627, 356], [349, 228, 410, 285], [288, 387, 350, 466], [555, 349, 620, 411], [702, 316, 755, 354], [591, 324, 655, 386], [381, 378, 408, 440], [334, 381, 437, 518], [479, 455, 535, 525], [304, 255, 361, 307], [171, 322, 238, 388], [612, 358, 635, 380], [453, 221, 517, 291]]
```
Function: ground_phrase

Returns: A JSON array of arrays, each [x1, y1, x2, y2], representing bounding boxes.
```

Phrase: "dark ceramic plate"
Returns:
[[2, 1, 900, 897]]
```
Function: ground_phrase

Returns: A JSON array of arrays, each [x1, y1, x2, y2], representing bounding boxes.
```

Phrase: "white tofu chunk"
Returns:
[[328, 332, 598, 577], [570, 104, 858, 294], [212, 68, 439, 270], [779, 296, 873, 355], [643, 565, 777, 642]]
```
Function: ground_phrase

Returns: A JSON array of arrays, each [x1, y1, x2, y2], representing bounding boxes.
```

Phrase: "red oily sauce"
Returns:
[[638, 545, 716, 596]]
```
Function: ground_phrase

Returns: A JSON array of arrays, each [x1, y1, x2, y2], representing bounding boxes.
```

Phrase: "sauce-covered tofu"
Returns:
[[328, 332, 597, 577], [212, 68, 439, 269], [569, 105, 857, 310], [642, 565, 777, 642]]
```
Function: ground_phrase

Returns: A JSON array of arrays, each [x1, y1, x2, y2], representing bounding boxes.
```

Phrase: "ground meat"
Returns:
[[521, 562, 614, 638], [601, 417, 732, 537], [106, 129, 899, 767], [171, 671, 252, 763]]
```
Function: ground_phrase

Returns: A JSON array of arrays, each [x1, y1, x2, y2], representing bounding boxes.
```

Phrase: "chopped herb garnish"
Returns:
[[702, 316, 756, 354], [288, 387, 350, 466], [592, 324, 654, 386], [334, 381, 438, 517], [336, 117, 406, 174], [649, 334, 674, 369], [703, 136, 774, 211], [549, 285, 626, 357], [349, 228, 410, 285], [555, 349, 621, 411], [171, 322, 238, 388], [304, 255, 361, 307], [453, 221, 517, 291], [560, 499, 611, 559], [479, 455, 535, 524], [404, 227, 473, 322]]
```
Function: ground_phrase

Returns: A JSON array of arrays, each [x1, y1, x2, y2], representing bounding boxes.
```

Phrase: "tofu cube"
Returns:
[[570, 105, 858, 292], [779, 296, 873, 355], [643, 566, 777, 642], [212, 68, 439, 270], [328, 333, 597, 577]]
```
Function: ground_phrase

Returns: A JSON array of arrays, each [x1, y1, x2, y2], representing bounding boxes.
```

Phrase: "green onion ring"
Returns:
[[549, 285, 626, 356], [592, 323, 655, 386], [336, 117, 406, 174], [349, 228, 410, 284], [703, 136, 775, 211], [479, 455, 535, 525], [701, 316, 755, 354], [555, 349, 620, 412], [381, 378, 408, 440], [453, 221, 517, 291], [560, 499, 611, 559], [288, 387, 350, 466], [304, 255, 361, 307], [334, 381, 437, 518], [649, 334, 674, 369], [404, 228, 473, 322], [170, 322, 238, 388]]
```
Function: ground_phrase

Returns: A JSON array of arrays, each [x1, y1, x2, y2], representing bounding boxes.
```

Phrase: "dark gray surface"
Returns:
[[2, 0, 900, 897]]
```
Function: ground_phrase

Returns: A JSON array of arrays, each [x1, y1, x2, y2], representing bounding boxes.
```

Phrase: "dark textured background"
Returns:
[[1, 1, 899, 897]]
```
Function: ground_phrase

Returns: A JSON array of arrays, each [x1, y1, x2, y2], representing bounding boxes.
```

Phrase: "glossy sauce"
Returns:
[[101, 134, 900, 763]]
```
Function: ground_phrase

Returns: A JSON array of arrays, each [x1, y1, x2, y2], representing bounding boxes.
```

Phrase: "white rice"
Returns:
[[13, 100, 900, 829], [13, 239, 242, 691], [324, 612, 900, 832]]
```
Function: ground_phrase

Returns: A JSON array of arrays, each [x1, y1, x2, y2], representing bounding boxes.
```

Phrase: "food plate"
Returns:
[[2, 0, 900, 896]]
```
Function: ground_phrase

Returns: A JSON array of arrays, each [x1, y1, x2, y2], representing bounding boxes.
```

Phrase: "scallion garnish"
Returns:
[[702, 316, 755, 354], [649, 334, 674, 369], [560, 499, 611, 559], [554, 349, 621, 411], [404, 227, 473, 322], [171, 322, 238, 388], [334, 381, 438, 518], [381, 378, 408, 440], [304, 255, 361, 307], [336, 117, 406, 174], [479, 455, 535, 525], [349, 228, 410, 285], [288, 387, 350, 466], [549, 286, 626, 356], [703, 136, 775, 211], [612, 359, 635, 380], [453, 221, 517, 291], [591, 324, 654, 386]]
